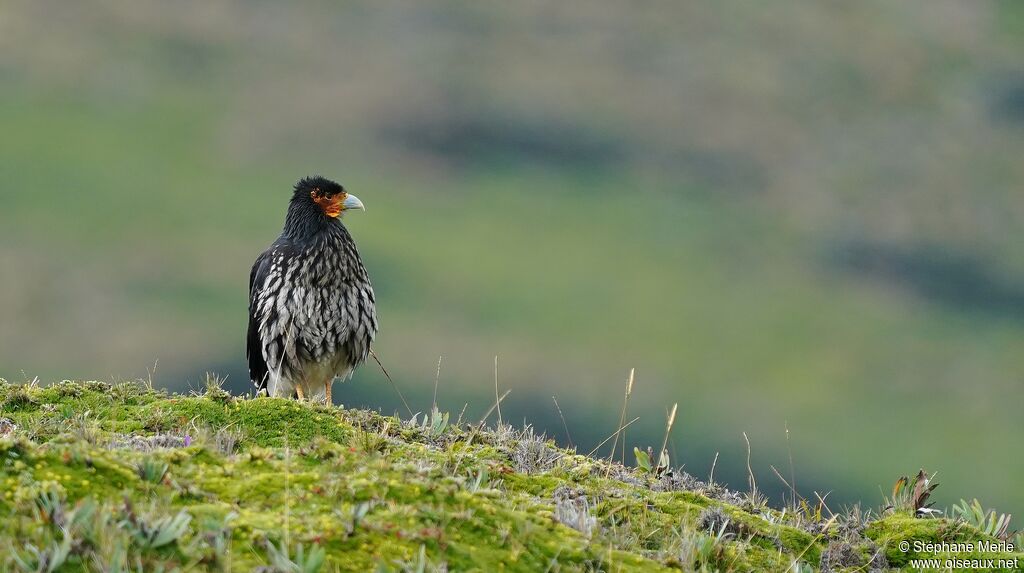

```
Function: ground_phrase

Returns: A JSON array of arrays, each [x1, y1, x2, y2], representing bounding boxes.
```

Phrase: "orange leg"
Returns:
[[325, 380, 333, 406], [295, 385, 305, 401]]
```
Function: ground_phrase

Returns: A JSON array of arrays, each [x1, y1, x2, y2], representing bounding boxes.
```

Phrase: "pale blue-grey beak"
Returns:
[[343, 194, 365, 212]]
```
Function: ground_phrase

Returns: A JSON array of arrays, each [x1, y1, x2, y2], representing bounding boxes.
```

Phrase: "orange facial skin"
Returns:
[[311, 190, 346, 218]]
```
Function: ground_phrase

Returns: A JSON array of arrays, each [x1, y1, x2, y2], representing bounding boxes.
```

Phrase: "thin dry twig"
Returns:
[[552, 396, 574, 449], [478, 389, 512, 426], [785, 421, 797, 506], [787, 515, 838, 572], [743, 431, 757, 498], [370, 348, 413, 417], [587, 417, 641, 458], [813, 491, 836, 519], [432, 355, 443, 413], [770, 465, 805, 506], [493, 356, 503, 425], [658, 403, 678, 468], [609, 369, 636, 464], [455, 403, 469, 427]]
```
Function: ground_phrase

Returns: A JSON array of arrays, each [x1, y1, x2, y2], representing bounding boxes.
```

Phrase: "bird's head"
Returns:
[[283, 176, 366, 240], [292, 176, 365, 219]]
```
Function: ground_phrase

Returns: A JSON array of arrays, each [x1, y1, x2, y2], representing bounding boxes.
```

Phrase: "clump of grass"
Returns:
[[510, 426, 562, 474], [818, 538, 887, 572], [194, 511, 238, 568], [423, 406, 450, 438], [334, 501, 374, 537], [8, 537, 73, 573], [697, 506, 743, 538], [1, 382, 39, 411], [553, 486, 598, 538], [671, 525, 731, 572], [465, 466, 497, 493], [205, 425, 243, 455], [886, 469, 940, 517], [120, 498, 191, 549], [391, 544, 447, 573], [136, 458, 169, 484], [951, 498, 1013, 540], [201, 373, 233, 404], [258, 539, 326, 573], [632, 402, 677, 478], [33, 488, 67, 526], [111, 433, 188, 451], [48, 380, 84, 399], [353, 426, 389, 455], [633, 446, 670, 477]]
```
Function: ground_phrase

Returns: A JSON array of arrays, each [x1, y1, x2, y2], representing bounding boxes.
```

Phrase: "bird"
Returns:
[[247, 176, 377, 403]]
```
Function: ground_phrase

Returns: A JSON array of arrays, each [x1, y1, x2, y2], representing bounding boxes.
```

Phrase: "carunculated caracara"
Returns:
[[247, 176, 377, 403]]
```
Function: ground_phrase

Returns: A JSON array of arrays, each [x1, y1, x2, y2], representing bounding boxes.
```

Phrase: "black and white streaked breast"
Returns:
[[247, 220, 377, 393]]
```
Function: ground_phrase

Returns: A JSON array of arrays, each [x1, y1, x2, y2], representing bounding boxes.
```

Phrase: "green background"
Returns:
[[1, 1, 1022, 517]]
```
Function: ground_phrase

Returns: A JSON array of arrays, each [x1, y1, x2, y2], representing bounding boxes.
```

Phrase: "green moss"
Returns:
[[1, 381, 1020, 572], [866, 513, 1023, 570]]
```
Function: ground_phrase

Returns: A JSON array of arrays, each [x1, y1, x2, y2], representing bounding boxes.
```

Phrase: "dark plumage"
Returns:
[[247, 176, 377, 402]]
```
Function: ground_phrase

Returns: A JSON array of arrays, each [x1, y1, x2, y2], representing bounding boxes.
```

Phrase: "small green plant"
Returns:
[[408, 407, 450, 439], [788, 560, 815, 573], [675, 525, 729, 572], [887, 469, 939, 516], [68, 409, 103, 444], [553, 487, 597, 538], [424, 407, 449, 438], [634, 446, 670, 476], [202, 373, 233, 403], [137, 458, 170, 484], [2, 384, 39, 410], [951, 499, 1013, 539], [120, 499, 192, 549], [57, 402, 76, 420], [795, 498, 826, 525], [33, 488, 66, 526], [191, 511, 237, 567], [634, 447, 652, 473], [391, 544, 446, 573], [262, 540, 326, 573], [8, 538, 72, 573], [468, 467, 494, 492], [334, 501, 373, 536], [355, 427, 389, 455], [67, 498, 98, 531], [10, 497, 98, 572]]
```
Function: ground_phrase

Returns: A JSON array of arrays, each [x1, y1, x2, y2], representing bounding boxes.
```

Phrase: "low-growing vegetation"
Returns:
[[0, 379, 1021, 571]]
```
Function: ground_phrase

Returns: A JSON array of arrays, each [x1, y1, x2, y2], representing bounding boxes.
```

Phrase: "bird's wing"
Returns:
[[247, 248, 273, 391]]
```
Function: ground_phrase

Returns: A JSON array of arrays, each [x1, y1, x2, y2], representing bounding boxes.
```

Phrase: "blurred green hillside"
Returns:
[[1, 1, 1023, 519]]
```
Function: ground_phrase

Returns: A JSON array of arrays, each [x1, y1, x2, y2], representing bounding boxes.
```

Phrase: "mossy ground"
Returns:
[[0, 380, 1020, 572]]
